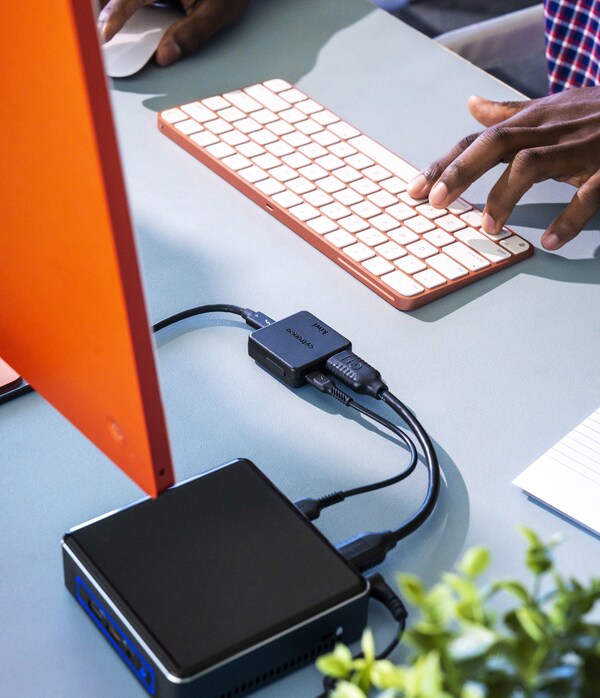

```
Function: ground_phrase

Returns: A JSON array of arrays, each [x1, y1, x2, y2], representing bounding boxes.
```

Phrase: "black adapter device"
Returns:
[[248, 311, 351, 388], [62, 459, 369, 698]]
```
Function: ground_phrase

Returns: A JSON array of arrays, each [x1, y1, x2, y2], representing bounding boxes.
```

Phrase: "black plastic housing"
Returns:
[[62, 459, 369, 698], [248, 311, 351, 388]]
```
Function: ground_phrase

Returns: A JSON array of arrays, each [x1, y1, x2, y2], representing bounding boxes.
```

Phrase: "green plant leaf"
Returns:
[[399, 573, 426, 605], [458, 547, 491, 579], [330, 680, 368, 698], [316, 643, 353, 678], [514, 607, 546, 643], [449, 624, 497, 661]]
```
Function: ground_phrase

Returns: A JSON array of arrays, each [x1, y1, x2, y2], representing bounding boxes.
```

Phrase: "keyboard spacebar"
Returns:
[[348, 135, 419, 182]]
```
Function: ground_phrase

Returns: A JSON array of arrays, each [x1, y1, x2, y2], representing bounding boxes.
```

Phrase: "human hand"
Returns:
[[406, 87, 600, 250], [98, 0, 250, 66]]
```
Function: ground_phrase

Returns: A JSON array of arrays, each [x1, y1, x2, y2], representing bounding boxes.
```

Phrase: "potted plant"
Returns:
[[317, 529, 600, 697]]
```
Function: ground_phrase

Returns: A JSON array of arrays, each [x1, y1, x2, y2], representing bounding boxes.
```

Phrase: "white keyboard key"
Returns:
[[413, 269, 447, 289], [388, 227, 419, 245], [299, 143, 328, 159], [298, 164, 328, 181], [356, 228, 388, 246], [339, 215, 369, 234], [447, 199, 472, 215], [362, 257, 395, 276], [280, 107, 306, 124], [350, 178, 380, 196], [370, 213, 400, 232], [307, 216, 338, 235], [174, 119, 204, 136], [381, 270, 424, 297], [238, 166, 268, 183], [335, 166, 362, 183], [266, 141, 294, 157], [345, 153, 374, 170], [296, 99, 322, 115], [236, 117, 261, 134], [363, 165, 391, 183], [444, 241, 490, 271], [460, 210, 483, 227], [326, 230, 358, 249], [404, 215, 437, 234], [380, 177, 406, 194], [263, 79, 292, 93], [328, 142, 356, 158], [282, 131, 311, 147], [272, 191, 303, 209], [297, 119, 323, 135], [206, 142, 236, 159], [224, 90, 262, 112], [344, 242, 375, 261], [289, 203, 320, 221], [348, 135, 418, 182], [416, 203, 446, 219], [221, 130, 249, 147], [313, 130, 339, 146], [255, 177, 285, 196], [282, 152, 311, 169], [375, 241, 406, 260], [318, 176, 345, 194], [351, 201, 381, 219], [180, 103, 216, 122], [423, 230, 454, 247], [325, 230, 360, 249], [315, 154, 345, 171], [436, 214, 466, 233], [500, 235, 531, 255], [312, 110, 339, 126], [329, 121, 360, 139], [405, 240, 438, 259], [217, 106, 245, 122], [245, 84, 289, 111], [427, 253, 468, 280], [250, 129, 278, 145], [238, 141, 265, 158], [202, 95, 229, 110], [190, 131, 219, 147], [454, 228, 511, 263], [334, 189, 363, 206], [253, 109, 278, 125], [270, 165, 297, 182], [222, 153, 252, 171], [205, 118, 233, 135], [399, 192, 427, 207], [287, 177, 315, 194], [387, 202, 416, 222], [304, 190, 333, 207], [395, 254, 427, 274], [280, 88, 306, 104], [321, 202, 351, 220], [252, 153, 281, 170], [368, 191, 397, 208], [482, 227, 512, 242], [266, 120, 294, 136]]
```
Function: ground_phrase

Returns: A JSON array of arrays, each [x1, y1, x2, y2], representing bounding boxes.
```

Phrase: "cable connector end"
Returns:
[[242, 309, 276, 330], [305, 371, 352, 405], [337, 531, 396, 572], [325, 350, 388, 399]]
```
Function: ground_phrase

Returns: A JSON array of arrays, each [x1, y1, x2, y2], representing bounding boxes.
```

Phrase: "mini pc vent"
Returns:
[[218, 634, 337, 698]]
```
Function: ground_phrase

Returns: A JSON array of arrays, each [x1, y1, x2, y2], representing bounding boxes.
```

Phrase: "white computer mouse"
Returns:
[[102, 5, 182, 78]]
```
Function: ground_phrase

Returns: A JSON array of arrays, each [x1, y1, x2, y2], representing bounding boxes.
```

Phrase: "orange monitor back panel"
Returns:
[[0, 1, 174, 496]]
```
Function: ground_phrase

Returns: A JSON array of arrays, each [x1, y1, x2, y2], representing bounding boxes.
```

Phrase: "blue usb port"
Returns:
[[76, 577, 155, 695]]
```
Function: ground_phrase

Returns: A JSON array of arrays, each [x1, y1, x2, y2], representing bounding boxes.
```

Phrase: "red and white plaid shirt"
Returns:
[[545, 0, 600, 92]]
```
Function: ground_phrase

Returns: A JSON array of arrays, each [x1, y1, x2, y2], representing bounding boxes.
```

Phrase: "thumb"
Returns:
[[467, 95, 530, 127], [156, 0, 249, 66]]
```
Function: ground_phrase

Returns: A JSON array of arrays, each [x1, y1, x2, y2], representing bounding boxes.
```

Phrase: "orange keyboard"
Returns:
[[158, 80, 532, 311]]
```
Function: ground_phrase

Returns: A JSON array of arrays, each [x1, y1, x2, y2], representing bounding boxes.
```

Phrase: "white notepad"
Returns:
[[513, 407, 600, 535]]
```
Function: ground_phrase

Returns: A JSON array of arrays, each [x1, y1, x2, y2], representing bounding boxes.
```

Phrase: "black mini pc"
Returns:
[[62, 459, 369, 697]]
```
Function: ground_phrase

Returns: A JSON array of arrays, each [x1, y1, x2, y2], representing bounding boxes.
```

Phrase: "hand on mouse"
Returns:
[[406, 86, 600, 251], [98, 0, 250, 66]]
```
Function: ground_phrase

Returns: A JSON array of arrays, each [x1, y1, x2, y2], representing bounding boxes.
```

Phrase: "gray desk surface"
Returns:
[[2, 1, 599, 696]]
